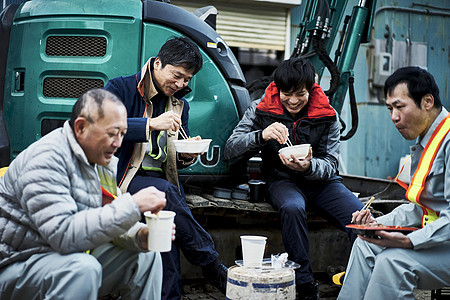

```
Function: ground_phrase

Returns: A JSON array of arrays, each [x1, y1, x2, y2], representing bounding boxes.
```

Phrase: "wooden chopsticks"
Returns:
[[171, 110, 189, 140], [179, 126, 189, 140], [361, 196, 375, 211], [351, 196, 375, 224], [286, 136, 293, 147]]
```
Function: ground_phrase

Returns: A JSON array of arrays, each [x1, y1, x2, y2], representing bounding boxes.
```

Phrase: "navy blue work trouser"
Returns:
[[267, 179, 364, 285], [128, 174, 219, 300]]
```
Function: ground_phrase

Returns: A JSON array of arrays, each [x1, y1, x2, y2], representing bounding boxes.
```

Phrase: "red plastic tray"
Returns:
[[346, 224, 418, 237]]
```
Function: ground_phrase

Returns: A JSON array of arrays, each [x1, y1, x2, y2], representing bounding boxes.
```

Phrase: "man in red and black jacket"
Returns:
[[224, 57, 364, 300]]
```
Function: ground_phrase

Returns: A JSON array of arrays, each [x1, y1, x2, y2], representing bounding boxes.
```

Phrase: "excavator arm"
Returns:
[[292, 0, 377, 140]]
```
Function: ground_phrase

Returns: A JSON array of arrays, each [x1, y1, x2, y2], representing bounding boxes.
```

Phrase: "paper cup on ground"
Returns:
[[144, 211, 176, 252], [240, 235, 267, 267]]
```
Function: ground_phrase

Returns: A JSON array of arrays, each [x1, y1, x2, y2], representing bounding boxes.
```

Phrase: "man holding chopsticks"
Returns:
[[104, 37, 227, 300], [224, 57, 365, 300], [338, 67, 450, 299]]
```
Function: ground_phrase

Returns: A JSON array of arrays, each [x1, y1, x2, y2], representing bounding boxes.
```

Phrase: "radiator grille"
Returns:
[[43, 77, 104, 98], [46, 36, 107, 57]]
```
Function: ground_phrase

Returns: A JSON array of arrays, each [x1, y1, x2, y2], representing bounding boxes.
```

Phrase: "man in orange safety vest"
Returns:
[[338, 66, 450, 299]]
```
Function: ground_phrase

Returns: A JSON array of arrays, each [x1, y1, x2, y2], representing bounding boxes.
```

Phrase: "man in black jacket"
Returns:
[[224, 58, 364, 300]]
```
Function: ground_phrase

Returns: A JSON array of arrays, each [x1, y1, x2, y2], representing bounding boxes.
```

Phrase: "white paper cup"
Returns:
[[240, 235, 267, 267], [144, 211, 176, 252]]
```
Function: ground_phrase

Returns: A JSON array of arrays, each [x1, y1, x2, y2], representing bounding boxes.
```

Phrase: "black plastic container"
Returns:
[[248, 179, 266, 202]]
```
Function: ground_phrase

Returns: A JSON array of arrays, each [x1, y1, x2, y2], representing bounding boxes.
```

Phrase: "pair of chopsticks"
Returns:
[[351, 196, 375, 224], [171, 110, 189, 140], [285, 136, 293, 147], [179, 126, 189, 140], [361, 196, 375, 211]]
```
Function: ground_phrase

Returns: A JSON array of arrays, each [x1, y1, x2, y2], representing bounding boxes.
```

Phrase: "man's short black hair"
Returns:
[[384, 66, 441, 109], [273, 57, 315, 93], [157, 36, 203, 75], [69, 89, 123, 130]]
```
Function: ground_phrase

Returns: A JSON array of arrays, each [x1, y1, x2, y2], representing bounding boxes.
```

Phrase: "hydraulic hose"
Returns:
[[312, 35, 340, 97], [334, 15, 351, 65], [339, 115, 346, 133], [340, 75, 358, 140]]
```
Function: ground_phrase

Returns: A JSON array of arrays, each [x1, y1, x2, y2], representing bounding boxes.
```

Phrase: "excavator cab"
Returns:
[[0, 0, 251, 177]]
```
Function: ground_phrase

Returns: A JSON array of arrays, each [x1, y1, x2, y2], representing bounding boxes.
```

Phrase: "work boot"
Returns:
[[296, 281, 320, 300], [201, 260, 228, 294]]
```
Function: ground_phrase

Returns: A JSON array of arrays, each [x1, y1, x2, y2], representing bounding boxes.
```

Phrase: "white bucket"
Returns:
[[226, 266, 295, 300], [144, 211, 175, 252]]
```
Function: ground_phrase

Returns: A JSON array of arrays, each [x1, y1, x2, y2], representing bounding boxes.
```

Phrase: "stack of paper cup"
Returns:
[[240, 235, 267, 267], [144, 211, 176, 252]]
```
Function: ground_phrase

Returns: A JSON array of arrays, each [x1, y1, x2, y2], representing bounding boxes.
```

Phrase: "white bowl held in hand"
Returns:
[[278, 143, 310, 161], [172, 139, 212, 153]]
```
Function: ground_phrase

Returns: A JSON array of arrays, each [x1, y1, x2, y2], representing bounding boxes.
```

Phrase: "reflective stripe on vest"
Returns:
[[141, 102, 169, 172], [97, 165, 118, 206], [395, 155, 411, 190], [142, 129, 167, 172], [396, 114, 450, 227], [101, 186, 117, 206]]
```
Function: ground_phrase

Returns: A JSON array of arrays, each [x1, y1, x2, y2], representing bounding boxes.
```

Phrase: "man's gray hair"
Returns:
[[69, 89, 123, 130]]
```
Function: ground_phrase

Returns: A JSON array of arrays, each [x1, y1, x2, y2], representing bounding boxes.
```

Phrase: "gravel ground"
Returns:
[[415, 289, 432, 300]]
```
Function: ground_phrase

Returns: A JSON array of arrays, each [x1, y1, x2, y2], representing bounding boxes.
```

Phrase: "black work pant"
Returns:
[[267, 179, 364, 285], [128, 174, 219, 300]]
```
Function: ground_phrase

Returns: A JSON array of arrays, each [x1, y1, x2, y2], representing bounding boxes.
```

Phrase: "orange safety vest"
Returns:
[[396, 114, 450, 227]]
